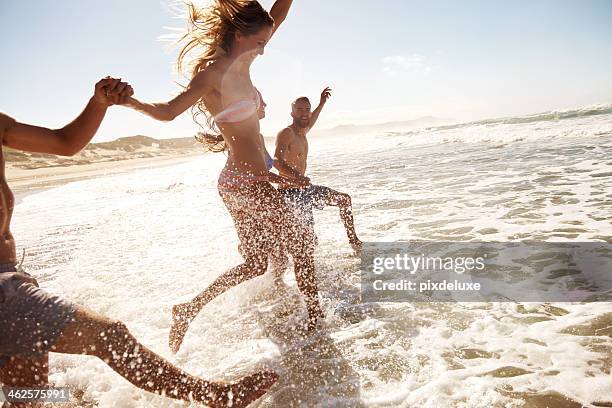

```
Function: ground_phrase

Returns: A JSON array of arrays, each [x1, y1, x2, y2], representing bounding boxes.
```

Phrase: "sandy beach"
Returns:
[[5, 136, 203, 193]]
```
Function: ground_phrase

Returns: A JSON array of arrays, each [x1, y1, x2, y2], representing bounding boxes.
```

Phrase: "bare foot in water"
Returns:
[[201, 370, 279, 408], [169, 303, 194, 354]]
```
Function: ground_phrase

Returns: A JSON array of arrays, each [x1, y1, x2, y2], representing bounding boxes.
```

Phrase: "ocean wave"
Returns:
[[426, 103, 612, 133], [376, 103, 612, 150]]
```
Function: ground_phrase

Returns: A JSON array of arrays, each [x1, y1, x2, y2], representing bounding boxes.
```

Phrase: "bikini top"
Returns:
[[213, 88, 272, 169], [214, 88, 262, 124]]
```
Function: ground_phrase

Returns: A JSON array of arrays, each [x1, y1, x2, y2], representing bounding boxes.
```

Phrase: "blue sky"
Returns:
[[1, 0, 612, 141]]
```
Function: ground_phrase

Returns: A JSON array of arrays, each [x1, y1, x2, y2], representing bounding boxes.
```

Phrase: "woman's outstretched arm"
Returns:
[[270, 0, 293, 36], [124, 70, 211, 122]]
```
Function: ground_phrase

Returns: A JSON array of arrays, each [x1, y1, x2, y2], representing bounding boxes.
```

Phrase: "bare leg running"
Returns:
[[46, 306, 278, 407], [170, 183, 324, 352], [170, 255, 268, 353], [270, 243, 289, 282], [277, 190, 324, 330], [289, 249, 324, 330]]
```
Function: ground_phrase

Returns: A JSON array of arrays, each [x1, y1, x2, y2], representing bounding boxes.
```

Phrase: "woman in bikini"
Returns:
[[124, 0, 323, 354]]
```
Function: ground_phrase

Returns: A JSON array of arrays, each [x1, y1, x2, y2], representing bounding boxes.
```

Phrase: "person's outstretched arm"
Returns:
[[309, 87, 331, 130], [270, 0, 293, 36], [2, 77, 132, 156], [124, 70, 211, 122]]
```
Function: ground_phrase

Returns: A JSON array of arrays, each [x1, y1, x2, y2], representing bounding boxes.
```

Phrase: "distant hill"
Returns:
[[92, 135, 199, 151], [4, 135, 202, 170]]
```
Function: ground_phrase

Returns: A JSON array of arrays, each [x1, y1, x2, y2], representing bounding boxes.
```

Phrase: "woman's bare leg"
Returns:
[[51, 306, 277, 407], [269, 244, 289, 282], [291, 250, 324, 330], [171, 182, 324, 352], [170, 256, 268, 353], [275, 196, 325, 329]]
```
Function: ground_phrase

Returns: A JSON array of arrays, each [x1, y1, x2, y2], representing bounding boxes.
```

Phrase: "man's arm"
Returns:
[[269, 0, 293, 37], [309, 87, 331, 130], [2, 77, 132, 156]]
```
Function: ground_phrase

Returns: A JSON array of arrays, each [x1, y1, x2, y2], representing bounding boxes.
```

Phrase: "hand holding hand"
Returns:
[[93, 76, 134, 107]]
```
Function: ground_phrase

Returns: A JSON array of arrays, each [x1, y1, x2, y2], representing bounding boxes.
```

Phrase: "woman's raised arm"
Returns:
[[269, 0, 293, 37]]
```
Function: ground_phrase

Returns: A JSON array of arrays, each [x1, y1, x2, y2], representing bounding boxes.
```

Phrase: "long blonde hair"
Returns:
[[177, 0, 274, 152]]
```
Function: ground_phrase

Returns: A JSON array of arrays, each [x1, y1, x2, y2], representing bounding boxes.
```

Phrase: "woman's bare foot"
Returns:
[[169, 303, 195, 354]]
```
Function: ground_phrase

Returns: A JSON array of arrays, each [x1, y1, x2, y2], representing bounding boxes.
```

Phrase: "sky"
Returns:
[[1, 0, 612, 142]]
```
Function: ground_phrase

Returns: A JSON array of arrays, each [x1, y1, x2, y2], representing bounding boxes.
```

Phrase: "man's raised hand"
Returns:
[[320, 87, 332, 105]]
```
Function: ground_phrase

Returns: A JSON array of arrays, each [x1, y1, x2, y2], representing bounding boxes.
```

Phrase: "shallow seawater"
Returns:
[[11, 110, 612, 407]]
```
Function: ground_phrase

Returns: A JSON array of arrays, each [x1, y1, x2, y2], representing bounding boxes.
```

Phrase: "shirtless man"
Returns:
[[274, 87, 362, 255], [0, 78, 276, 407]]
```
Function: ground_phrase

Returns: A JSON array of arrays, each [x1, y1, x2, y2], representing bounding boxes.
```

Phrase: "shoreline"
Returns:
[[8, 153, 202, 199]]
